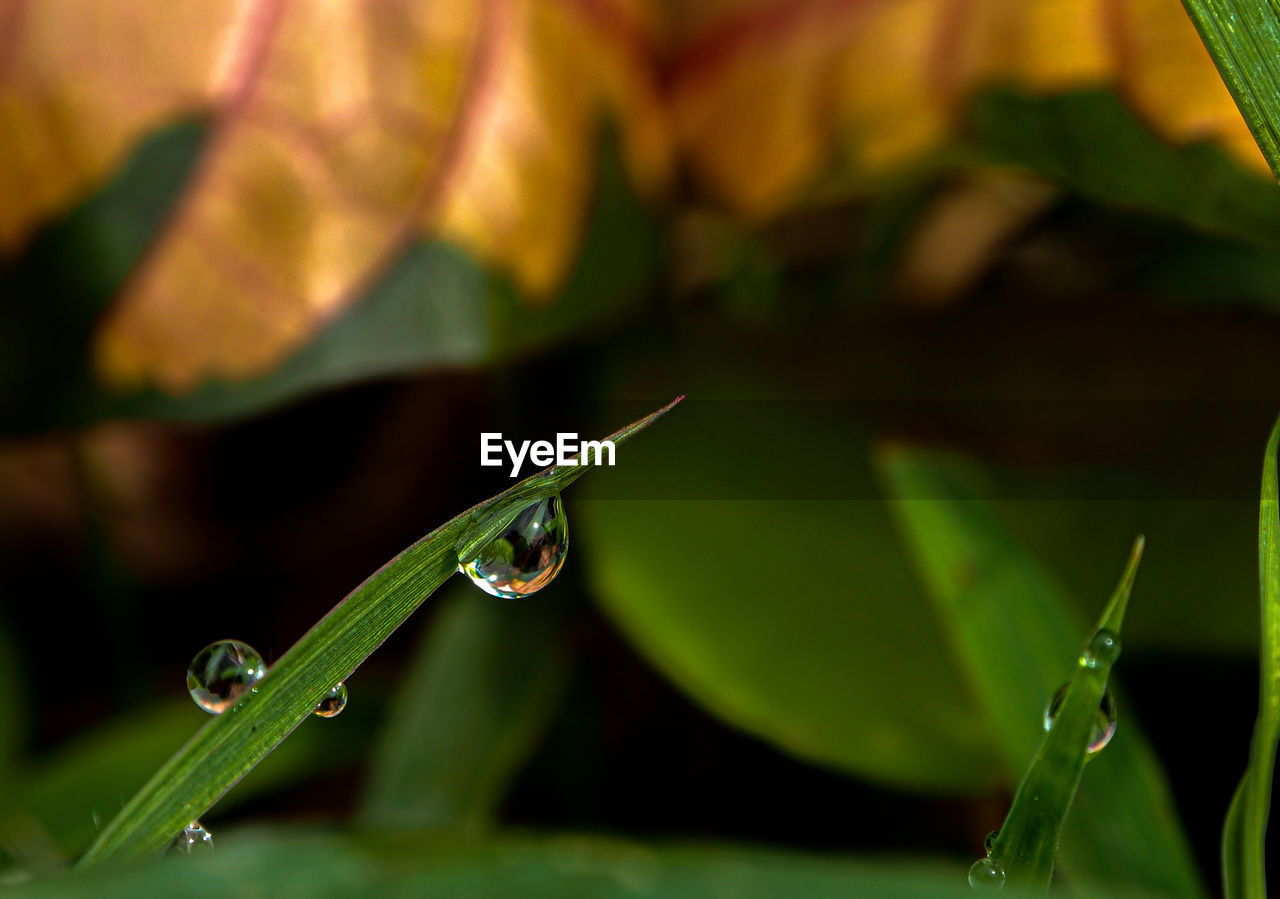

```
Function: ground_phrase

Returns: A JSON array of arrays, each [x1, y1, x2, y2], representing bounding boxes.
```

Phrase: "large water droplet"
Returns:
[[174, 820, 213, 854], [1043, 684, 1117, 755], [187, 640, 266, 714], [968, 857, 1005, 891], [314, 682, 348, 718], [458, 495, 568, 598], [1080, 628, 1121, 669]]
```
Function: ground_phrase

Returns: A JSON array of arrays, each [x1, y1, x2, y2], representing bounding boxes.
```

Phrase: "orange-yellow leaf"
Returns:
[[2, 0, 666, 392], [0, 0, 1265, 394], [668, 0, 1265, 217], [0, 0, 244, 250]]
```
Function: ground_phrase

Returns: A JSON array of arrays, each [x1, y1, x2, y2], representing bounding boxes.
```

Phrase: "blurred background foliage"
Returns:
[[1, 0, 1278, 893]]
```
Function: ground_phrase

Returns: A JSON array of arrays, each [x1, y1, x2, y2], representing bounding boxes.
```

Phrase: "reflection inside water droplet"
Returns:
[[1080, 628, 1121, 669], [173, 820, 213, 854], [1043, 683, 1117, 755], [968, 856, 1005, 891], [314, 682, 348, 718], [458, 495, 568, 599], [187, 640, 266, 714]]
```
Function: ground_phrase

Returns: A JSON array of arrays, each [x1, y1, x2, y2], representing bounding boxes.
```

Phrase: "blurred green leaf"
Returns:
[[876, 447, 1203, 896], [968, 90, 1280, 250], [17, 831, 1005, 898], [1222, 415, 1280, 899], [360, 582, 573, 831], [1179, 0, 1280, 178], [579, 397, 997, 793], [0, 696, 379, 869], [77, 399, 680, 867]]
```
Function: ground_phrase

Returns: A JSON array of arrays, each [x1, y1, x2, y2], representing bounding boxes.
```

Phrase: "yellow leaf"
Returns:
[[0, 0, 1263, 393], [41, 0, 665, 392], [668, 0, 1265, 217]]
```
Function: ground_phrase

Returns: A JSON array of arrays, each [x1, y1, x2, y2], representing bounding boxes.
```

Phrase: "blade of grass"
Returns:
[[1222, 415, 1280, 898], [359, 581, 573, 830], [75, 397, 683, 868], [984, 537, 1138, 892], [1179, 0, 1280, 178], [877, 446, 1204, 896]]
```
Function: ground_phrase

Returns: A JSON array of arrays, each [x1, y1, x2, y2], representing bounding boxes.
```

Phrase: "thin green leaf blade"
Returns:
[[359, 583, 572, 830], [985, 538, 1140, 891], [877, 447, 1204, 896], [1222, 414, 1280, 898], [74, 397, 682, 868], [1179, 0, 1280, 178]]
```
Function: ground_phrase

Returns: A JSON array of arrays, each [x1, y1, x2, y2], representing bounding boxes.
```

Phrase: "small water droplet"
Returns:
[[1080, 628, 1121, 668], [187, 640, 266, 714], [984, 830, 999, 854], [458, 495, 568, 599], [968, 857, 1005, 891], [1043, 684, 1117, 755], [173, 820, 213, 854], [314, 682, 348, 718]]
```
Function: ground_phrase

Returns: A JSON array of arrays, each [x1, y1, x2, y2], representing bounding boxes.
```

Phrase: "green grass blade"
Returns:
[[74, 397, 683, 868], [1180, 0, 1280, 178], [1222, 415, 1280, 898], [983, 538, 1138, 892], [359, 583, 572, 830], [877, 447, 1204, 896]]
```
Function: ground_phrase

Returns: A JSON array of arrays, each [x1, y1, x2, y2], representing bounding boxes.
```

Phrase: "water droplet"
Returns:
[[173, 820, 213, 854], [968, 857, 1005, 891], [458, 495, 568, 599], [984, 830, 999, 854], [187, 640, 266, 714], [314, 682, 348, 718], [1080, 628, 1121, 668], [1043, 684, 1117, 755]]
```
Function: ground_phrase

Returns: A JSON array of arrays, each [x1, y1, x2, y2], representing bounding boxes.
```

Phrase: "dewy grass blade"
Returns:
[[75, 396, 683, 868], [1180, 0, 1280, 178], [982, 537, 1141, 892], [1222, 415, 1280, 898], [877, 447, 1203, 896]]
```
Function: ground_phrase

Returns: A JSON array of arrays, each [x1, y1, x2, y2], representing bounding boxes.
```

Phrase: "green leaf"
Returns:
[[360, 582, 573, 830], [74, 398, 682, 868], [17, 831, 1010, 898], [579, 398, 997, 793], [989, 537, 1140, 892], [1178, 0, 1280, 178], [876, 447, 1204, 896], [967, 89, 1280, 250], [1, 695, 381, 871], [1222, 415, 1280, 898]]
